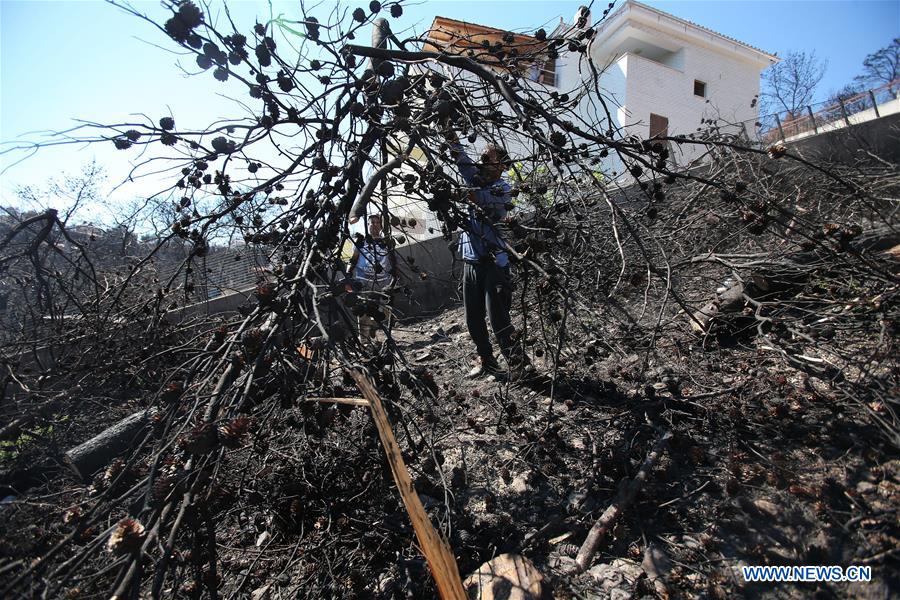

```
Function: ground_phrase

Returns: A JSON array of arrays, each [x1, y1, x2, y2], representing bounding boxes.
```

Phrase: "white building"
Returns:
[[556, 1, 777, 170], [384, 1, 777, 239]]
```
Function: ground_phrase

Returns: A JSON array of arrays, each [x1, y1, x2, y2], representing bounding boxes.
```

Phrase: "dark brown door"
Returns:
[[650, 113, 668, 138]]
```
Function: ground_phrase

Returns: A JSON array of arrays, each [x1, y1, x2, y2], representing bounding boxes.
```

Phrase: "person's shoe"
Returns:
[[506, 355, 535, 380], [467, 356, 502, 379]]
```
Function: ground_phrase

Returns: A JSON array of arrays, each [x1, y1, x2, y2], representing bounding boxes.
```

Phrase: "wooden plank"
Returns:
[[350, 369, 466, 600]]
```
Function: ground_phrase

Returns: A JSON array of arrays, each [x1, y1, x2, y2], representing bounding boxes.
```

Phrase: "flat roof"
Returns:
[[430, 2, 778, 66], [598, 1, 777, 63]]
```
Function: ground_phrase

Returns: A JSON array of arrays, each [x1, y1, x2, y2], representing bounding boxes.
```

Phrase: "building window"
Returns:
[[694, 80, 706, 97], [539, 59, 557, 86], [525, 58, 556, 86]]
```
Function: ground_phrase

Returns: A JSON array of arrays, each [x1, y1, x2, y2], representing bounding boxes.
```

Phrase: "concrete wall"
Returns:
[[787, 111, 900, 164], [783, 96, 900, 143], [165, 287, 252, 321], [163, 234, 465, 324], [392, 233, 463, 319]]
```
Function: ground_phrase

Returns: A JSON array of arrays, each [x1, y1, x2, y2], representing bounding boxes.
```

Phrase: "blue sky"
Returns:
[[1, 0, 897, 216]]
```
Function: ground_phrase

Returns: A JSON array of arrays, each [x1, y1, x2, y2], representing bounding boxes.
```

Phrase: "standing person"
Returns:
[[447, 135, 524, 378], [347, 214, 397, 342]]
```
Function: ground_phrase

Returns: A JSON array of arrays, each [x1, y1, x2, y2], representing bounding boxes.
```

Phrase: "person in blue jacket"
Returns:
[[448, 135, 523, 378], [348, 213, 397, 342]]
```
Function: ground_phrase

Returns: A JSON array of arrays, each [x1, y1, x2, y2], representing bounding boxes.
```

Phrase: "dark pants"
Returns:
[[463, 261, 514, 360]]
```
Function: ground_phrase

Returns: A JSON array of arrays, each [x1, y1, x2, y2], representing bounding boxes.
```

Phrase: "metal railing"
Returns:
[[157, 243, 272, 299], [754, 79, 899, 144]]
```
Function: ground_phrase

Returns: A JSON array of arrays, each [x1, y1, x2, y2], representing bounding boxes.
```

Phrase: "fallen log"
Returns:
[[690, 229, 900, 333], [63, 409, 153, 480], [690, 281, 746, 334], [573, 430, 672, 572]]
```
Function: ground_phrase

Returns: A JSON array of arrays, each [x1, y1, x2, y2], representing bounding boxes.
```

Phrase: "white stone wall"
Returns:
[[558, 33, 762, 177], [598, 56, 629, 178], [620, 41, 760, 166]]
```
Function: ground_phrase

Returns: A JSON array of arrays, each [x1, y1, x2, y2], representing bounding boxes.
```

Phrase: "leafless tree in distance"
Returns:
[[854, 37, 899, 90], [761, 49, 827, 117]]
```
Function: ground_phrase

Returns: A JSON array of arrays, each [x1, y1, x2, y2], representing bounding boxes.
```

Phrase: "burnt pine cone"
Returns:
[[241, 328, 264, 354], [107, 518, 146, 555], [767, 143, 787, 159], [277, 71, 294, 92], [255, 43, 271, 67], [101, 457, 127, 489], [177, 1, 203, 29], [211, 136, 234, 154], [305, 17, 320, 40], [180, 423, 219, 455], [255, 282, 276, 303], [151, 475, 176, 504], [822, 222, 841, 236], [218, 416, 251, 448]]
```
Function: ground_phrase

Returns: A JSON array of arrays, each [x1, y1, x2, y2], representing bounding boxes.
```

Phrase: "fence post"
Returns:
[[869, 90, 880, 118], [805, 106, 818, 134], [201, 255, 209, 301], [839, 99, 851, 126], [774, 113, 786, 141]]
